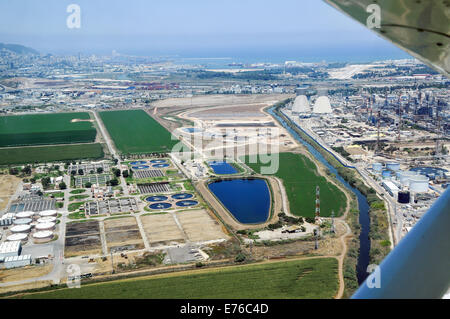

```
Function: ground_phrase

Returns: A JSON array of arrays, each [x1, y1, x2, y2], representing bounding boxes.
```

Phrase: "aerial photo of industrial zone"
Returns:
[[0, 0, 448, 302]]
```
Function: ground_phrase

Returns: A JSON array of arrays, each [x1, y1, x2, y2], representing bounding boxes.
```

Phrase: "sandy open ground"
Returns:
[[104, 217, 144, 251], [0, 175, 20, 212], [151, 94, 288, 109], [140, 214, 186, 247], [188, 104, 269, 119], [0, 264, 53, 283], [176, 209, 228, 242], [104, 216, 139, 232]]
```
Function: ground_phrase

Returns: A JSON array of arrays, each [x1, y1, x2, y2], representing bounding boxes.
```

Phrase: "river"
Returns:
[[268, 106, 371, 284]]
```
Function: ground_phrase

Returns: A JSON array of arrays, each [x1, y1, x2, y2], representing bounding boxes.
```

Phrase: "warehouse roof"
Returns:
[[4, 254, 31, 262], [0, 241, 21, 254]]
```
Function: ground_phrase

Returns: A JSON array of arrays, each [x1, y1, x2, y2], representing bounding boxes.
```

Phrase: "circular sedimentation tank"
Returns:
[[132, 165, 150, 170], [183, 127, 203, 134], [175, 200, 198, 207], [37, 216, 57, 223], [130, 160, 147, 165], [39, 210, 57, 217], [152, 163, 169, 168], [145, 195, 169, 202], [11, 224, 31, 233], [149, 159, 167, 164], [410, 167, 449, 180], [15, 211, 34, 219], [7, 233, 28, 242], [171, 193, 193, 200], [32, 231, 53, 243], [36, 222, 56, 231], [13, 218, 32, 225], [149, 202, 172, 210]]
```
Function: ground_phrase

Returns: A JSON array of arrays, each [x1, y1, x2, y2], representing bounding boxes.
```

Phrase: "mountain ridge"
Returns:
[[0, 42, 39, 55]]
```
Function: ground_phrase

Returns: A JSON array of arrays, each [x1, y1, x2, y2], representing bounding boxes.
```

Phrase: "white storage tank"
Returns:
[[37, 216, 57, 223], [382, 170, 391, 179], [39, 210, 57, 217], [10, 224, 31, 233], [7, 233, 28, 243], [15, 211, 34, 219], [397, 171, 419, 186], [32, 231, 53, 243], [36, 222, 55, 231], [13, 218, 32, 225], [372, 163, 382, 173], [409, 175, 429, 193], [386, 162, 400, 171]]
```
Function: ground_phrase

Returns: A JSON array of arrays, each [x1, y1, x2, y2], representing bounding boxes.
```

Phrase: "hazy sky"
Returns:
[[0, 0, 409, 61]]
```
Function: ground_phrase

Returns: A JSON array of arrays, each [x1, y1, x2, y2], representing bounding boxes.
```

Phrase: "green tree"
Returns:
[[41, 177, 51, 188], [23, 165, 32, 175]]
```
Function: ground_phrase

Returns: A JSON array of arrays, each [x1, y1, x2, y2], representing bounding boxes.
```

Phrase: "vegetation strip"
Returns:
[[19, 258, 338, 299]]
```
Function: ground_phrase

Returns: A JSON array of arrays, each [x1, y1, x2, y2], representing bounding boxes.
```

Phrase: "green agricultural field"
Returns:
[[99, 109, 179, 154], [0, 112, 96, 147], [20, 258, 338, 299], [243, 152, 347, 217], [0, 143, 104, 165]]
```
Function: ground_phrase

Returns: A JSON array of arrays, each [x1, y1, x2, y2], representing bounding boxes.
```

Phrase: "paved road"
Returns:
[[92, 111, 129, 196]]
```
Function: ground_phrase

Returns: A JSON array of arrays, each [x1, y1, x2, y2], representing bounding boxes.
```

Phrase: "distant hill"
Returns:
[[0, 43, 38, 55]]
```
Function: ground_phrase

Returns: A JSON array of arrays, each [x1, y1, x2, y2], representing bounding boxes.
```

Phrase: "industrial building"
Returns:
[[382, 180, 400, 197], [4, 254, 31, 269], [0, 241, 21, 259]]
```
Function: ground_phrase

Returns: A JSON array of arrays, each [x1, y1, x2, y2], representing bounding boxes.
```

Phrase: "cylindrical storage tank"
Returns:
[[386, 162, 400, 171], [13, 218, 32, 225], [398, 191, 411, 204], [35, 222, 55, 231], [382, 170, 391, 178], [32, 231, 53, 243], [7, 233, 28, 243], [409, 175, 429, 193], [10, 224, 31, 233], [15, 211, 33, 219], [39, 210, 57, 217], [397, 171, 418, 186], [372, 163, 382, 173], [37, 216, 57, 223]]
